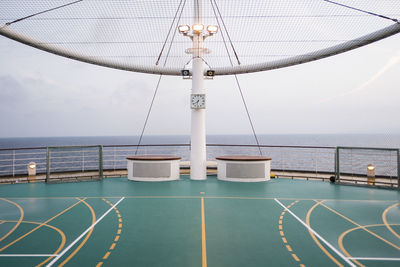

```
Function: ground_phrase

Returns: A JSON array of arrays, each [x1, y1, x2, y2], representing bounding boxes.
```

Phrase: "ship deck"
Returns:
[[0, 176, 399, 267]]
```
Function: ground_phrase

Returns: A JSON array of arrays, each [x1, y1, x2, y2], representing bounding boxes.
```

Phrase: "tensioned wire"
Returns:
[[134, 0, 187, 155], [210, 0, 262, 156]]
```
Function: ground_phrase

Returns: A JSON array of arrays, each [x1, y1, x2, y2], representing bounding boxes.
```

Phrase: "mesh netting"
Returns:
[[1, 0, 400, 75]]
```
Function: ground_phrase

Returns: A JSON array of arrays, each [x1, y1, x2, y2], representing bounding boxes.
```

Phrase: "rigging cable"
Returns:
[[155, 0, 184, 65], [135, 0, 186, 155], [210, 0, 262, 156], [322, 0, 399, 23], [212, 0, 241, 65], [5, 0, 83, 26]]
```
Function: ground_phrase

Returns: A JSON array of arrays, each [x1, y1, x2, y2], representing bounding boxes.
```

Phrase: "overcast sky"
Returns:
[[0, 32, 400, 138]]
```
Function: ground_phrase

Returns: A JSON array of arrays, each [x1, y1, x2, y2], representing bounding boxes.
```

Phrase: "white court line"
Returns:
[[274, 198, 356, 267], [349, 257, 400, 261], [0, 254, 58, 257], [46, 197, 125, 267]]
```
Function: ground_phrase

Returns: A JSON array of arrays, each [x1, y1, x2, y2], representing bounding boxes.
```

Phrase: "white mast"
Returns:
[[190, 0, 207, 180]]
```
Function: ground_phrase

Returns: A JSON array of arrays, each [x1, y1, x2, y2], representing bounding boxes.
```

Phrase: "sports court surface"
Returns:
[[0, 176, 399, 267]]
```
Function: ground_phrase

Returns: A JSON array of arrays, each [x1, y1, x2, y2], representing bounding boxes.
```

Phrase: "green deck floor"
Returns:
[[0, 176, 399, 267]]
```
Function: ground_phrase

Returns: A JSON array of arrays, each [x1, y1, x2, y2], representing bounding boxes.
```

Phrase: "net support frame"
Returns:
[[45, 145, 103, 183], [335, 146, 399, 190], [1, 23, 400, 76]]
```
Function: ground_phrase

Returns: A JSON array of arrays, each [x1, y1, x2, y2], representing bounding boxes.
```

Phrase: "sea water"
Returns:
[[0, 134, 399, 177]]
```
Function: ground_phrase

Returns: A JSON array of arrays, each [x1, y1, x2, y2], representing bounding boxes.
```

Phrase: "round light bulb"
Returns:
[[207, 25, 218, 33], [192, 24, 204, 33], [367, 164, 375, 171], [28, 162, 36, 169], [178, 25, 190, 33]]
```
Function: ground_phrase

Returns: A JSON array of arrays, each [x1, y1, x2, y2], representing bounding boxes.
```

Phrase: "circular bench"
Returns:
[[126, 155, 182, 182], [216, 155, 272, 182]]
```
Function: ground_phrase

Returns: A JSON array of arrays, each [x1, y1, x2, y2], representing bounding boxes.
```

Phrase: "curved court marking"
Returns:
[[317, 202, 400, 252], [47, 197, 125, 267], [0, 198, 24, 243], [0, 198, 85, 253], [96, 198, 124, 267], [278, 200, 305, 266], [57, 198, 96, 267], [0, 220, 65, 258], [306, 200, 344, 267], [274, 198, 356, 267], [382, 203, 400, 241], [338, 224, 400, 266]]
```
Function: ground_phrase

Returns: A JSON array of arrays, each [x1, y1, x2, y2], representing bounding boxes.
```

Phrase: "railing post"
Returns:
[[314, 149, 318, 177], [46, 147, 50, 183], [12, 150, 15, 177], [113, 147, 116, 171], [99, 145, 103, 179], [335, 147, 339, 182], [82, 150, 85, 172], [397, 149, 400, 190]]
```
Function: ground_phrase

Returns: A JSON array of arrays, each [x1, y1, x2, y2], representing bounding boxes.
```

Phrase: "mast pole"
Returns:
[[190, 0, 207, 180]]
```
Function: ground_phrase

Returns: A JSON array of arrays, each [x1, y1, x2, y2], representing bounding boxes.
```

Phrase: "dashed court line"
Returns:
[[275, 198, 356, 267], [96, 198, 124, 267], [278, 200, 305, 266], [47, 197, 124, 267]]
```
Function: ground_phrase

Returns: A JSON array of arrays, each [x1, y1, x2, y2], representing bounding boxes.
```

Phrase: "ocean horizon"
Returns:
[[0, 134, 399, 149]]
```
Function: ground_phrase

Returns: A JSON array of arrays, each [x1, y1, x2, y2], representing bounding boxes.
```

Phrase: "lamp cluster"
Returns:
[[178, 24, 218, 35]]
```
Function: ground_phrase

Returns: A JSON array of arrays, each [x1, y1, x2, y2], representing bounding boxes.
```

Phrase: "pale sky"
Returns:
[[0, 32, 400, 138]]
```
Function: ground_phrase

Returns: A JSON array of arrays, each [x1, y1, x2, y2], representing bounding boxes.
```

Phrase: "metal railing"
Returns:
[[0, 144, 398, 188], [0, 143, 336, 177]]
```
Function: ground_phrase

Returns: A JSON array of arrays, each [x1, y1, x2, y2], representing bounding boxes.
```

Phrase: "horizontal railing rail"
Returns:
[[0, 144, 398, 189]]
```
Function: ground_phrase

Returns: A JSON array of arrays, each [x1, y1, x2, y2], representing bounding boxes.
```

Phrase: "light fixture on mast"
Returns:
[[178, 24, 190, 34], [207, 25, 218, 34], [192, 24, 204, 33], [178, 24, 218, 38]]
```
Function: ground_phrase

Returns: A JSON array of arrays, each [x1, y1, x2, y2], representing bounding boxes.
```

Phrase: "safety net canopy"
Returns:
[[1, 0, 400, 76]]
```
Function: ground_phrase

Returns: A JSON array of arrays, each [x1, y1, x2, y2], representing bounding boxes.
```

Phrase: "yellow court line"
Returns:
[[201, 197, 207, 267], [1, 220, 65, 260], [306, 200, 344, 267], [382, 203, 400, 241], [57, 198, 97, 267], [3, 196, 400, 203], [0, 198, 24, 243], [338, 223, 400, 267], [95, 198, 123, 267], [279, 200, 307, 266], [0, 197, 85, 252], [318, 201, 400, 251], [292, 254, 300, 261], [103, 251, 110, 260]]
